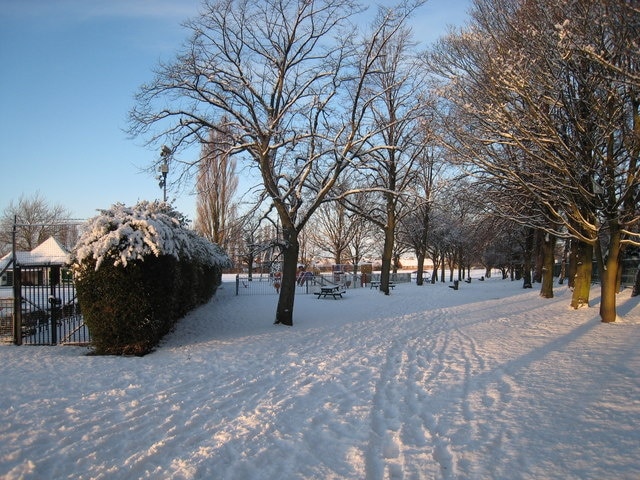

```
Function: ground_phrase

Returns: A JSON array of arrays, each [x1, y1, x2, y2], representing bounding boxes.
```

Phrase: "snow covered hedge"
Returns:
[[72, 201, 231, 355]]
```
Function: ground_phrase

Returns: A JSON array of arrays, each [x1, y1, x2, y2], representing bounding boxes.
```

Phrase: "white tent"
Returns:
[[0, 236, 71, 270]]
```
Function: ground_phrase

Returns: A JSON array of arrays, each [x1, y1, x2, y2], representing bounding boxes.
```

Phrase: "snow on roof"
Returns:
[[0, 236, 71, 270], [29, 236, 71, 265]]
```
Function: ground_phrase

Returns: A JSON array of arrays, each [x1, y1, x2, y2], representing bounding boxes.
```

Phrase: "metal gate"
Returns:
[[10, 266, 90, 346]]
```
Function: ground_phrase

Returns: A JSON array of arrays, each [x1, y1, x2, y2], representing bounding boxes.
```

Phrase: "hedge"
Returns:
[[72, 201, 230, 355]]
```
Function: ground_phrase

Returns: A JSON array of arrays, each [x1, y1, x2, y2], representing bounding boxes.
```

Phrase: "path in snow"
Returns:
[[0, 276, 639, 479]]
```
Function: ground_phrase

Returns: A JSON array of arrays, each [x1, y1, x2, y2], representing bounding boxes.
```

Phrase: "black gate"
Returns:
[[12, 266, 90, 346]]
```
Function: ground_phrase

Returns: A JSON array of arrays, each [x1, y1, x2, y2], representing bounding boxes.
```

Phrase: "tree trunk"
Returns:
[[632, 267, 640, 297], [571, 240, 592, 309], [247, 257, 254, 281], [615, 256, 623, 294], [522, 227, 534, 288], [558, 238, 569, 285], [533, 229, 544, 284], [448, 252, 455, 282], [599, 262, 619, 323], [539, 233, 556, 298], [431, 255, 439, 283], [567, 239, 578, 288], [598, 228, 621, 323], [415, 252, 425, 286], [392, 253, 400, 274], [274, 227, 299, 326], [380, 225, 394, 295]]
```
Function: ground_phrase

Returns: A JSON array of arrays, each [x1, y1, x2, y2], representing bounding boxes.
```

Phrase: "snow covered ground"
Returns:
[[1, 274, 639, 479]]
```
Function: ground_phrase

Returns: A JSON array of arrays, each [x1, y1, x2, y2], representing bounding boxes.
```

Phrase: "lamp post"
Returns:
[[158, 145, 170, 202]]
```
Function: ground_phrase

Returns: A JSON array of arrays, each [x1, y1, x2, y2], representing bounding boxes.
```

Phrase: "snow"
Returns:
[[0, 237, 70, 270], [73, 201, 230, 273], [1, 274, 639, 479]]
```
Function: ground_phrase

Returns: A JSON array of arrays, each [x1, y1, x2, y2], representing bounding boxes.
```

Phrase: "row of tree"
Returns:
[[429, 0, 639, 322], [128, 0, 639, 325]]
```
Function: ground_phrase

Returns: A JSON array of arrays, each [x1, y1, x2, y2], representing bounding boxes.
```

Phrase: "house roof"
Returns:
[[0, 236, 71, 270]]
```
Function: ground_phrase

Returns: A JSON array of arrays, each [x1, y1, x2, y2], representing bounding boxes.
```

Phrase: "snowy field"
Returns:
[[1, 274, 639, 480]]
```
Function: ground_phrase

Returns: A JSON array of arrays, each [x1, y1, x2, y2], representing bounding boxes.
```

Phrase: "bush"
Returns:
[[72, 201, 230, 355]]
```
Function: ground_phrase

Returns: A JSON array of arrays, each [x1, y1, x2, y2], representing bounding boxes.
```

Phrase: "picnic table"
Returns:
[[316, 284, 346, 299], [369, 280, 395, 289]]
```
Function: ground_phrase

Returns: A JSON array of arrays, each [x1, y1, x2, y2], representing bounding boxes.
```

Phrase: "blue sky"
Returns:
[[0, 0, 471, 222]]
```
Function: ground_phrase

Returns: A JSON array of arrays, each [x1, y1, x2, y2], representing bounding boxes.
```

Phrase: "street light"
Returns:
[[158, 145, 170, 202]]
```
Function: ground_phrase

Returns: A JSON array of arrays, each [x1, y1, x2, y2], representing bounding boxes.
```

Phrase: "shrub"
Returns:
[[72, 201, 230, 355]]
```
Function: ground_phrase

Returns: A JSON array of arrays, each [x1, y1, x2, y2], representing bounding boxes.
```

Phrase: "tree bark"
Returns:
[[567, 239, 578, 289], [533, 229, 544, 284], [522, 227, 534, 288], [597, 227, 621, 323], [571, 240, 592, 309], [558, 239, 570, 285], [415, 252, 426, 286], [380, 224, 394, 295], [632, 267, 640, 297], [274, 227, 299, 326], [599, 261, 618, 323], [539, 233, 556, 298]]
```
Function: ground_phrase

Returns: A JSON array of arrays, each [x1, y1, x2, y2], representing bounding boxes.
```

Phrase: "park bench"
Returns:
[[370, 280, 395, 290], [315, 284, 346, 299]]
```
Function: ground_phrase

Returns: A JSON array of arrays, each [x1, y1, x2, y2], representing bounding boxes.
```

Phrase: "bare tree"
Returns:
[[0, 192, 75, 256], [342, 16, 430, 294], [129, 0, 424, 325], [396, 125, 444, 285], [347, 217, 378, 279], [309, 201, 355, 266]]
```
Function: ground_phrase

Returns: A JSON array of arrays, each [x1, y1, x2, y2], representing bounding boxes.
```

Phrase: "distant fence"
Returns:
[[552, 258, 638, 287], [235, 272, 412, 295], [591, 258, 639, 287]]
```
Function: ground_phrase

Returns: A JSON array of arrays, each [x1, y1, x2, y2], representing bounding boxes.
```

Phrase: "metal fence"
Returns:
[[0, 297, 12, 343], [0, 266, 90, 346], [234, 272, 412, 295]]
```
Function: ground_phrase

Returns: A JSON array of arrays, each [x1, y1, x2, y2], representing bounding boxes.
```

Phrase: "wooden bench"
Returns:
[[315, 285, 346, 299], [370, 281, 395, 290]]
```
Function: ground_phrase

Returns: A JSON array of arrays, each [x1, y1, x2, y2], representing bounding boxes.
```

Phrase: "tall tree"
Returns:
[[129, 0, 424, 325], [342, 15, 429, 294], [194, 124, 239, 251], [345, 211, 377, 283], [396, 132, 444, 285]]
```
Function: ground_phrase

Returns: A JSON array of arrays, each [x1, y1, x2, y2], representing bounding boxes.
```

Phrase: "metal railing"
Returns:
[[2, 266, 91, 346]]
